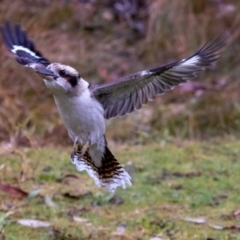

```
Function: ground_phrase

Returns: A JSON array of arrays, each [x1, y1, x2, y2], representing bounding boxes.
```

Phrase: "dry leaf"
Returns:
[[116, 223, 126, 233], [44, 195, 57, 208], [150, 238, 165, 240], [208, 223, 224, 230], [183, 217, 206, 224], [0, 164, 5, 171], [56, 174, 82, 183], [17, 219, 51, 228], [63, 191, 92, 199], [28, 189, 41, 198], [0, 183, 28, 199], [233, 210, 240, 217], [72, 216, 89, 223]]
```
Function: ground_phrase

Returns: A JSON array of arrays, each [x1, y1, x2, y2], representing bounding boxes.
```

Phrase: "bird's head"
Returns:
[[38, 63, 86, 95]]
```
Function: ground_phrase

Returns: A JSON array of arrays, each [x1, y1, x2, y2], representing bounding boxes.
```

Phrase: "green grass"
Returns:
[[0, 139, 240, 239]]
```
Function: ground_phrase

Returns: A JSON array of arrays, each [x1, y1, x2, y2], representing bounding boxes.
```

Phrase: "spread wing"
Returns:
[[1, 22, 50, 66], [91, 35, 226, 119]]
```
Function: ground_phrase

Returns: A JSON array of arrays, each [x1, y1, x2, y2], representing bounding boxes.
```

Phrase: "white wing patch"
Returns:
[[12, 45, 41, 59], [140, 70, 149, 76], [180, 55, 200, 66], [71, 154, 132, 192]]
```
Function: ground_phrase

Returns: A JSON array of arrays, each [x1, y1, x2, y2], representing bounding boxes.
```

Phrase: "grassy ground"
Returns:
[[0, 139, 240, 239]]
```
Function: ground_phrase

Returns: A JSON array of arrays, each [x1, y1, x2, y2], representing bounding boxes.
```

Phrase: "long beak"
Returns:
[[36, 68, 57, 77]]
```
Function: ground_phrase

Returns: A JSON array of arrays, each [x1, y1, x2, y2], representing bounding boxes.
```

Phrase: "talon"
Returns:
[[81, 141, 90, 156], [71, 141, 90, 164]]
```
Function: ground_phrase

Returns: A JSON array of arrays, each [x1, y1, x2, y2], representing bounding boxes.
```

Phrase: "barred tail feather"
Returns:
[[71, 145, 131, 192]]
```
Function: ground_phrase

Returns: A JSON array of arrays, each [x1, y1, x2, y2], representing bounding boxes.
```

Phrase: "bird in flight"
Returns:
[[1, 22, 226, 192]]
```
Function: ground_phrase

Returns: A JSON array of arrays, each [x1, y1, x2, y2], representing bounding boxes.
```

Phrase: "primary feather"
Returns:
[[91, 34, 226, 119]]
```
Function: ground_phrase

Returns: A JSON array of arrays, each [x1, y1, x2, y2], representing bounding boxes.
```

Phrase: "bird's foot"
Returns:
[[81, 141, 90, 156], [71, 141, 90, 164]]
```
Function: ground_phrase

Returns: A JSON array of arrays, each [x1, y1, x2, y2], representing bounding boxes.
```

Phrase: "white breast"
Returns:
[[53, 89, 106, 147]]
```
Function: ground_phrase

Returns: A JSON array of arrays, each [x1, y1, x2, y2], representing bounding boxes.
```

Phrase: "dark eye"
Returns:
[[59, 69, 66, 76]]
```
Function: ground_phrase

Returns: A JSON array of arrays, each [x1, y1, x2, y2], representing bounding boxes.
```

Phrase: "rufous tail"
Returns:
[[71, 143, 131, 192]]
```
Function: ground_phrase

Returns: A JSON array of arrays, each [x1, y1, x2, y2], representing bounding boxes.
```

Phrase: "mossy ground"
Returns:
[[0, 139, 240, 239]]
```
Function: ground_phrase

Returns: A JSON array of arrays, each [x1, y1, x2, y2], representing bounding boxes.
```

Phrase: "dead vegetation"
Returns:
[[0, 0, 240, 146]]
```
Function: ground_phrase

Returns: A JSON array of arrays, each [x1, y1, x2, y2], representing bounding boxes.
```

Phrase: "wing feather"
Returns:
[[1, 22, 50, 66], [92, 34, 227, 119]]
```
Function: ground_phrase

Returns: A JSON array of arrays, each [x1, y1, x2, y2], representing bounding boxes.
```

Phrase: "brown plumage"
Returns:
[[72, 139, 131, 192]]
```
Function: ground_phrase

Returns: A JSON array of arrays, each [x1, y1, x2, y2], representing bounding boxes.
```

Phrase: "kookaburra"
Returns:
[[1, 22, 226, 192]]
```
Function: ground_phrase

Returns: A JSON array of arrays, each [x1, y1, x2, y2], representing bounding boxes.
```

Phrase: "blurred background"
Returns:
[[0, 0, 239, 148]]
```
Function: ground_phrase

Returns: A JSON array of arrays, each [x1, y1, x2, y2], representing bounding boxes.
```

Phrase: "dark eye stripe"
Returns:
[[68, 75, 78, 87], [58, 68, 79, 87]]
